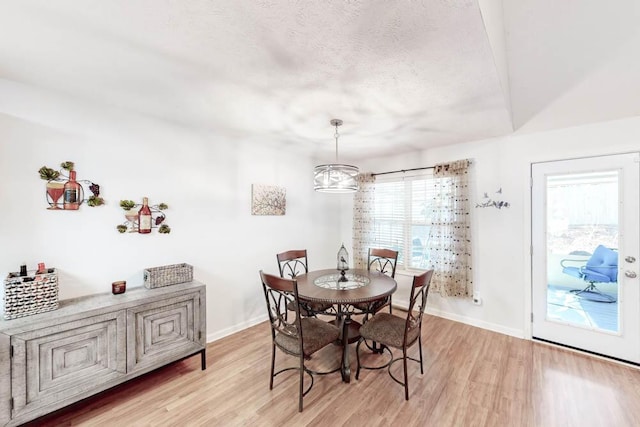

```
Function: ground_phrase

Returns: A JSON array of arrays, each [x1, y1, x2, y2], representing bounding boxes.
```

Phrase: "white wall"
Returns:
[[503, 0, 640, 132], [3, 77, 639, 344], [0, 82, 344, 342], [352, 116, 640, 338]]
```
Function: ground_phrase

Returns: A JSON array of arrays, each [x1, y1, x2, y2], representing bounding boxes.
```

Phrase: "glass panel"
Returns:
[[313, 273, 370, 290], [410, 225, 430, 269], [546, 171, 619, 332]]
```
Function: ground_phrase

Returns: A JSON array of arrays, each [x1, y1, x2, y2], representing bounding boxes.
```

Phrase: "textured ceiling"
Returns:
[[0, 1, 514, 161]]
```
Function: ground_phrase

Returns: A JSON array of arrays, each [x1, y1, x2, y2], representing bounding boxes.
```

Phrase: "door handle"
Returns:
[[625, 270, 638, 278], [625, 256, 636, 263]]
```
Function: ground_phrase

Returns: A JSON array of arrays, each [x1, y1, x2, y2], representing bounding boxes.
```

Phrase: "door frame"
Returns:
[[526, 151, 640, 362]]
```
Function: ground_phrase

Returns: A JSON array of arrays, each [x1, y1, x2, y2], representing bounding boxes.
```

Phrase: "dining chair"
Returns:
[[277, 249, 309, 279], [259, 271, 341, 412], [277, 249, 331, 316], [355, 269, 434, 400], [354, 248, 399, 316]]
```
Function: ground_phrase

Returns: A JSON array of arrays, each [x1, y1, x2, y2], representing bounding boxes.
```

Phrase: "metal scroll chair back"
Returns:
[[362, 248, 399, 315], [259, 271, 340, 412], [404, 269, 433, 349], [368, 248, 398, 278], [277, 250, 331, 316], [277, 249, 308, 279], [356, 269, 434, 401], [261, 271, 303, 354]]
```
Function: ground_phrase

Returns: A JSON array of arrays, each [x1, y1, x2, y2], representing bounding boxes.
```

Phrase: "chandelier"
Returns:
[[313, 119, 359, 193]]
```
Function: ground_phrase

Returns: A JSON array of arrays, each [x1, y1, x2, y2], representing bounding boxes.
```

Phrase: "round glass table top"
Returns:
[[296, 269, 396, 305], [313, 272, 370, 290]]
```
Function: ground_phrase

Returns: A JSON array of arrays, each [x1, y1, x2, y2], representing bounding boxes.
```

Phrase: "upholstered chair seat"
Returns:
[[275, 317, 340, 356], [359, 312, 420, 349]]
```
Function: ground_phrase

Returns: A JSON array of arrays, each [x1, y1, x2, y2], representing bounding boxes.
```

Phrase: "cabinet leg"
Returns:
[[201, 349, 207, 370]]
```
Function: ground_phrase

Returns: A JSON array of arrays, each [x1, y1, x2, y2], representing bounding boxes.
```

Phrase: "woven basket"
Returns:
[[143, 263, 193, 289], [3, 269, 59, 320]]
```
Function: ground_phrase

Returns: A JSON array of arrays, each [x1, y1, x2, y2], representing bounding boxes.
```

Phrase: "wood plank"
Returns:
[[23, 315, 640, 426]]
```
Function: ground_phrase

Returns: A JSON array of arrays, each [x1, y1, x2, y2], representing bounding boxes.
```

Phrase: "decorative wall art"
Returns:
[[38, 161, 104, 210], [251, 184, 286, 215], [476, 188, 510, 209], [117, 198, 170, 234]]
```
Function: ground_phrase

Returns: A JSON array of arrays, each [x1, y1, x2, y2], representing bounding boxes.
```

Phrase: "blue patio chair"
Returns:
[[561, 245, 618, 303]]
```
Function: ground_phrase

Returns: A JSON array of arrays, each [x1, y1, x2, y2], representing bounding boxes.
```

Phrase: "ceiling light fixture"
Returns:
[[313, 119, 359, 193]]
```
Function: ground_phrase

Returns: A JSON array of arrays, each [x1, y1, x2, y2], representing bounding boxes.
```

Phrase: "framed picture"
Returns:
[[251, 184, 286, 215]]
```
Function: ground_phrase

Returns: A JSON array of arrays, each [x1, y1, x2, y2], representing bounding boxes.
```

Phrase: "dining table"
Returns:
[[295, 268, 397, 382]]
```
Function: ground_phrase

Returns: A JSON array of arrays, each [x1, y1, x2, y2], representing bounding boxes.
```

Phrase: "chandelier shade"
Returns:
[[313, 164, 359, 193], [314, 119, 359, 193]]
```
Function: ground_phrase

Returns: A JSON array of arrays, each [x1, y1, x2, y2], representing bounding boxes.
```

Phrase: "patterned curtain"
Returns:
[[428, 159, 473, 297], [352, 173, 376, 269]]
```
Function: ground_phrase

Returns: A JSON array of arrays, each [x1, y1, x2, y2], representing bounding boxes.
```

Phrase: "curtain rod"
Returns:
[[371, 166, 435, 177]]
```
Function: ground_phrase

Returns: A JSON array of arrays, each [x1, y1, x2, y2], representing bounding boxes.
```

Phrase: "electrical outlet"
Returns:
[[472, 292, 482, 305]]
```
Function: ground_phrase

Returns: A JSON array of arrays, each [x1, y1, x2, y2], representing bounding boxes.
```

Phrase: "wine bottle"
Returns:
[[63, 170, 81, 210], [138, 197, 152, 234]]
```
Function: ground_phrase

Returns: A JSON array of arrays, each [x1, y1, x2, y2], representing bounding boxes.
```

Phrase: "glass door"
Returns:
[[531, 153, 640, 363]]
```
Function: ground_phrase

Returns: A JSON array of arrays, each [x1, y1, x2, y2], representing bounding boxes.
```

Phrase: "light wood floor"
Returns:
[[27, 314, 640, 427]]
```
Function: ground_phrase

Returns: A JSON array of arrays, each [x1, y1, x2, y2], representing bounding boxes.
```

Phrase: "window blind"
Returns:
[[372, 172, 435, 270]]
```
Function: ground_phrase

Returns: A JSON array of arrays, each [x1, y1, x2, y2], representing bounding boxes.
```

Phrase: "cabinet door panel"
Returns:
[[127, 292, 203, 373], [11, 311, 126, 418]]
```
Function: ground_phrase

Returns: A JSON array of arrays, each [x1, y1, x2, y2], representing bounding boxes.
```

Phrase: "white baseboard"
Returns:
[[393, 302, 525, 339], [206, 314, 268, 343], [208, 305, 525, 343]]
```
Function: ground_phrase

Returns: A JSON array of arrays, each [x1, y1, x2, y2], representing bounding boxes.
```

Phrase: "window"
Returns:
[[372, 172, 435, 270]]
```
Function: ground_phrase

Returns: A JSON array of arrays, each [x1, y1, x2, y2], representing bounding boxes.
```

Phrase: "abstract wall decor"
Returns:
[[251, 184, 286, 215]]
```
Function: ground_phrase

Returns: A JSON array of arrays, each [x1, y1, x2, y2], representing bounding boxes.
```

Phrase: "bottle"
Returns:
[[138, 197, 152, 234], [63, 170, 81, 210]]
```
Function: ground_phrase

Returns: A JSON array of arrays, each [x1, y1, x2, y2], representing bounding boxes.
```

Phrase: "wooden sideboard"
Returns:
[[0, 281, 206, 426]]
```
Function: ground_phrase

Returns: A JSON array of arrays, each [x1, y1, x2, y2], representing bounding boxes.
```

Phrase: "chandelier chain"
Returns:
[[334, 122, 340, 162], [330, 118, 343, 162]]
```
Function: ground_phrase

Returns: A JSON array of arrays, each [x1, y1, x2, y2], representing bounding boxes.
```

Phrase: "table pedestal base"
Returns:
[[331, 314, 362, 383]]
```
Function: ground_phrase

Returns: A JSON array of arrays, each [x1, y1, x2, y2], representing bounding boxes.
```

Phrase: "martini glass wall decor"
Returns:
[[45, 182, 65, 210], [38, 161, 104, 210]]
